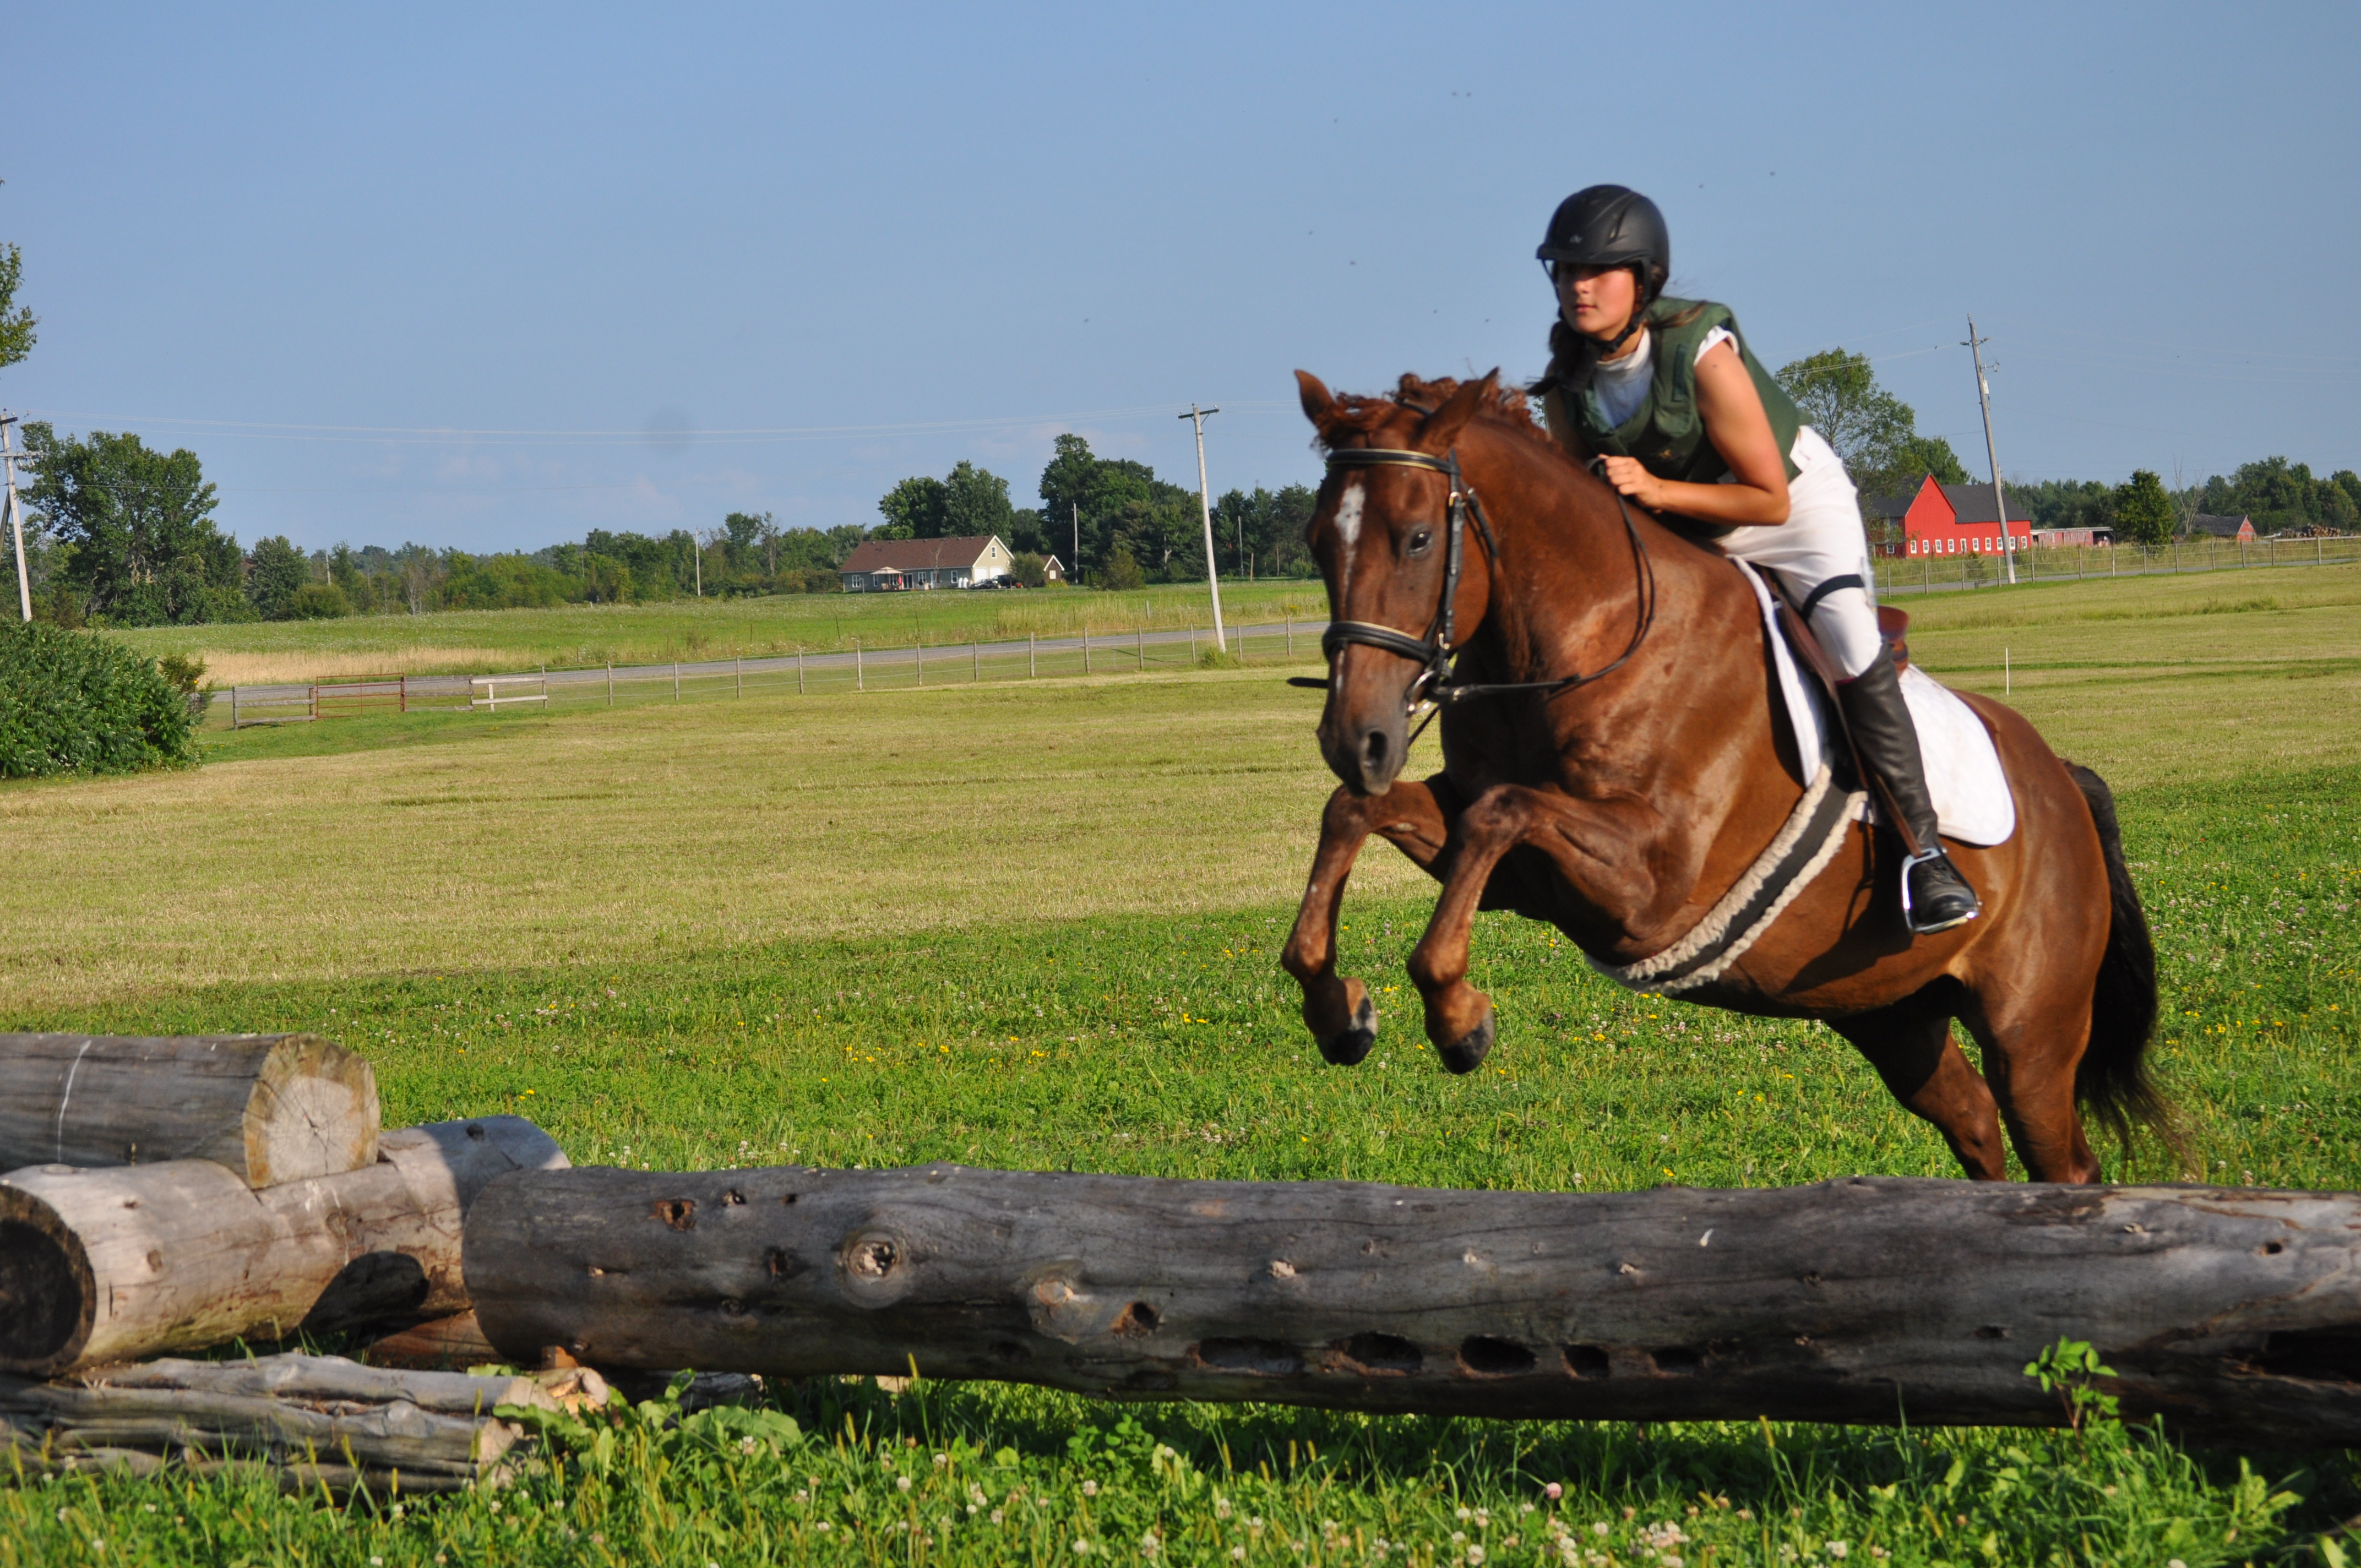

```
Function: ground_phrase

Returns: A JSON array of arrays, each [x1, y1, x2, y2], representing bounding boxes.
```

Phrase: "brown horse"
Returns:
[[1280, 370, 2168, 1184]]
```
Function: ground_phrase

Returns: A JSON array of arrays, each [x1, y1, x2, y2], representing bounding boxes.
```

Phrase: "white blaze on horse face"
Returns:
[[1334, 479, 1366, 551]]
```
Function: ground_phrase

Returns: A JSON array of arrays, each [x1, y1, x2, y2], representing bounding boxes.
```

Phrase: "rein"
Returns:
[[1292, 447, 1657, 713]]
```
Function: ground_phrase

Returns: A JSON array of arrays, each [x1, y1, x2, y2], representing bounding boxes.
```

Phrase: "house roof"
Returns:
[[839, 535, 1004, 574], [1864, 491, 1919, 521], [2188, 513, 2252, 537], [1937, 483, 2030, 527]]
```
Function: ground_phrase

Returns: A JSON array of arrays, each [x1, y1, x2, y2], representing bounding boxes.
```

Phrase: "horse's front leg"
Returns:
[[1282, 778, 1453, 1066], [1407, 783, 1649, 1073]]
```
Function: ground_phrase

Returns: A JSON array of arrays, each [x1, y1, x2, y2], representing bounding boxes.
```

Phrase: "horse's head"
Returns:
[[1297, 369, 1503, 795]]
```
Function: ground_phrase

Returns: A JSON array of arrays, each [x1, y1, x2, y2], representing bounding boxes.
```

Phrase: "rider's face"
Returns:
[[1555, 264, 1639, 346]]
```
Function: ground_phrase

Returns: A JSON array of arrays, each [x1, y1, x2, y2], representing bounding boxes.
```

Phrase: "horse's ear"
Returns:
[[1296, 370, 1338, 434], [1414, 369, 1500, 454]]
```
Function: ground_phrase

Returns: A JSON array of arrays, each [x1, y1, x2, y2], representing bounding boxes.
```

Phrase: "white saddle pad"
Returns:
[[1737, 562, 2016, 847]]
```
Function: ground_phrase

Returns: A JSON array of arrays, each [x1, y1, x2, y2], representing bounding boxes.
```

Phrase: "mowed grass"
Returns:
[[104, 579, 1334, 686], [3, 565, 2358, 1564]]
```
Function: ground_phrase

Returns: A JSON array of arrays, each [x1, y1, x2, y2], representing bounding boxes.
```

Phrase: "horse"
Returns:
[[1279, 369, 2168, 1184]]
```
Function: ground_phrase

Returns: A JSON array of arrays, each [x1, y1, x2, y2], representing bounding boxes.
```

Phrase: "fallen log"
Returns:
[[1, 1116, 567, 1376], [0, 1032, 379, 1185], [0, 1353, 563, 1493], [464, 1164, 2361, 1444]]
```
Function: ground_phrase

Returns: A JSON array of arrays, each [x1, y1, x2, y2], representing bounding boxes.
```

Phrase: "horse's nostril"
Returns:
[[1361, 731, 1390, 774]]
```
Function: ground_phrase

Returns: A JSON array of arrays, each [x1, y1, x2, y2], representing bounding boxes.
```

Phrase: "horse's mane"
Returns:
[[1316, 374, 1563, 457]]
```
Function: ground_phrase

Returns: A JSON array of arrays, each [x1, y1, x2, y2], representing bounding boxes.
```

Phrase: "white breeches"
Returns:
[[1717, 426, 1882, 677]]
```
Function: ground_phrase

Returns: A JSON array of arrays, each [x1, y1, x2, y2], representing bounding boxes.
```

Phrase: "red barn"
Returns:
[[1867, 478, 2036, 559]]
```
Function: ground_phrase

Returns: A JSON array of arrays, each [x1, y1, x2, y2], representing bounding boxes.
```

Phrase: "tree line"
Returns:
[[2, 425, 886, 627]]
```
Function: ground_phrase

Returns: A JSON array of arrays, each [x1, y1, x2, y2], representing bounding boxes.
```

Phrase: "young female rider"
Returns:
[[1531, 184, 1979, 934]]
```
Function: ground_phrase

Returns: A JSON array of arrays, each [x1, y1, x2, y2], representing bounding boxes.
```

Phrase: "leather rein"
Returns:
[[1292, 446, 1657, 714]]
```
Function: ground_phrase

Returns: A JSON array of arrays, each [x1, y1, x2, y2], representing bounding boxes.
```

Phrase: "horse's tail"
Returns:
[[2065, 762, 2179, 1168]]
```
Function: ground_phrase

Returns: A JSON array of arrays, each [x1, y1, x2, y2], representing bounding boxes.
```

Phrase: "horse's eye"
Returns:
[[1408, 529, 1433, 554]]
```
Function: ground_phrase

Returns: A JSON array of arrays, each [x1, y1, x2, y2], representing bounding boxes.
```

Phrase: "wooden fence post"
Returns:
[[798, 649, 806, 695], [735, 656, 742, 698], [855, 639, 863, 692], [672, 661, 680, 701], [230, 686, 240, 727], [1029, 633, 1036, 678], [916, 640, 924, 687], [1082, 630, 1090, 674], [606, 663, 613, 707], [1137, 627, 1145, 670], [972, 640, 979, 682]]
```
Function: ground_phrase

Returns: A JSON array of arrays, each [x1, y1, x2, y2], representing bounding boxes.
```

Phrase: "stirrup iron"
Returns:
[[1899, 845, 1978, 936]]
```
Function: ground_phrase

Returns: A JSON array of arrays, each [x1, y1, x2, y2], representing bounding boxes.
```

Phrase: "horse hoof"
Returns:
[[1437, 1009, 1495, 1075], [1318, 994, 1379, 1066]]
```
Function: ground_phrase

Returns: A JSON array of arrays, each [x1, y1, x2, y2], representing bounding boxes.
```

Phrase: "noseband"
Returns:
[[1296, 446, 1656, 711]]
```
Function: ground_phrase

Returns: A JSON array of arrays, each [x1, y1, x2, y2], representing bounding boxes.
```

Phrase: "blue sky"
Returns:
[[5, 1, 2355, 553]]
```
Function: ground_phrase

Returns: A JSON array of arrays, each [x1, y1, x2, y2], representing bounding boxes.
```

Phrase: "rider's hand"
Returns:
[[1598, 455, 1666, 510]]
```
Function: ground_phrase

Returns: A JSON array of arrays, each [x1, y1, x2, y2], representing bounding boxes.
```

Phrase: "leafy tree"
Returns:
[[1101, 546, 1144, 591], [2014, 479, 2114, 533], [1009, 551, 1049, 588], [1213, 485, 1320, 578], [2113, 470, 2175, 548], [1774, 349, 1973, 516], [246, 535, 309, 619], [2193, 456, 2361, 534], [941, 460, 1018, 540], [876, 476, 948, 540], [0, 240, 34, 373], [1033, 434, 1206, 584], [20, 425, 250, 625]]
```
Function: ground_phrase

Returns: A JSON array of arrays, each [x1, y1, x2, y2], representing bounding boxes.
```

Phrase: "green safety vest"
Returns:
[[1543, 297, 1804, 497]]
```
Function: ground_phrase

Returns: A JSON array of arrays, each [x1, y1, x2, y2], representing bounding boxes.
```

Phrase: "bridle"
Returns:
[[1292, 446, 1657, 717]]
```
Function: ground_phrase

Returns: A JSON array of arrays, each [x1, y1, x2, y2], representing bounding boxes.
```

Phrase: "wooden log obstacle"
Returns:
[[2, 1118, 567, 1377], [0, 1033, 379, 1186], [0, 1353, 559, 1493], [465, 1163, 2361, 1445]]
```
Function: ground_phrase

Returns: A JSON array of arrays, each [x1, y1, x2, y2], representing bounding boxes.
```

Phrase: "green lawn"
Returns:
[[3, 565, 2357, 1565]]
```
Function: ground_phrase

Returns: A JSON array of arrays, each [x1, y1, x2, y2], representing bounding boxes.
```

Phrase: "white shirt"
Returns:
[[1590, 325, 1736, 429]]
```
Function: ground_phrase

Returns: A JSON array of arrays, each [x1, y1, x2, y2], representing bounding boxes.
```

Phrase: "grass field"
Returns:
[[3, 565, 2357, 1565]]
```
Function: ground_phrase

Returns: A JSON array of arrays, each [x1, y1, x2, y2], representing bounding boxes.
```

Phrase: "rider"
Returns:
[[1530, 184, 1979, 934]]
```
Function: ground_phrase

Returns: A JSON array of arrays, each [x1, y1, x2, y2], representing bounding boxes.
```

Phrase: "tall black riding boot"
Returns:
[[1837, 649, 1981, 934]]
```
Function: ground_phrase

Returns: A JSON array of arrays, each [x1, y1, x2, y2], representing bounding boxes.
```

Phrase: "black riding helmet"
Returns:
[[1537, 185, 1669, 352]]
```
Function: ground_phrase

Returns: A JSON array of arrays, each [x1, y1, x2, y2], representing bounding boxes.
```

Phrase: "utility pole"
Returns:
[[1963, 317, 2017, 586], [2, 415, 28, 622], [1071, 502, 1080, 588], [1179, 404, 1227, 652]]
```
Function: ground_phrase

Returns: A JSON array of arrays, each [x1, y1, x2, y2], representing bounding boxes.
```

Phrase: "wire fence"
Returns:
[[1873, 532, 2358, 595], [214, 617, 1331, 725]]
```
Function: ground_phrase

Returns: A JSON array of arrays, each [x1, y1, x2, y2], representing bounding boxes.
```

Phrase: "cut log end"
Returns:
[[0, 1200, 95, 1376], [247, 1034, 381, 1186]]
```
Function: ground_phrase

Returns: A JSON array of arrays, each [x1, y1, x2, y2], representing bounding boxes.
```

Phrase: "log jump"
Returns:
[[2, 1117, 567, 1376], [0, 1033, 379, 1186], [465, 1163, 2361, 1444]]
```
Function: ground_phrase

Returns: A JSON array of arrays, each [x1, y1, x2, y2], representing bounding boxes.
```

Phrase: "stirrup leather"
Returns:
[[1899, 845, 1978, 936]]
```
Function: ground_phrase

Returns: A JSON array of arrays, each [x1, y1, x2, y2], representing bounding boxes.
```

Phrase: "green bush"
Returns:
[[0, 621, 199, 778], [288, 581, 355, 619]]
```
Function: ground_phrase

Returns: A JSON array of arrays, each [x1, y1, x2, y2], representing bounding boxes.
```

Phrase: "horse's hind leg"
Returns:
[[1829, 986, 2008, 1180], [1282, 779, 1453, 1066]]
